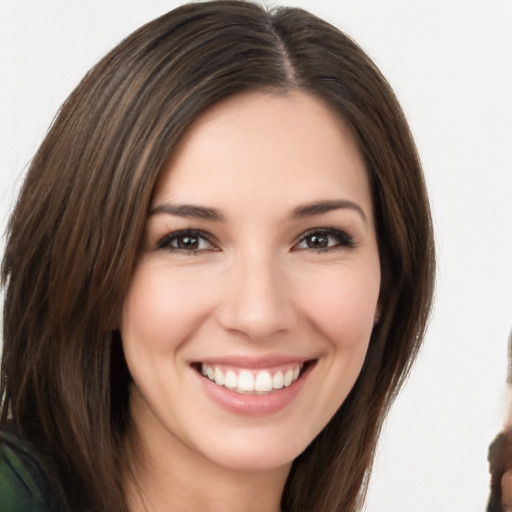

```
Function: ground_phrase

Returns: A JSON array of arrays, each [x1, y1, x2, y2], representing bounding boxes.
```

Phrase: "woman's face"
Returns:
[[120, 91, 381, 474]]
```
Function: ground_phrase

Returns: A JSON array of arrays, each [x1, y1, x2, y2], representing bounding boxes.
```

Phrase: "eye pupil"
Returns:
[[177, 235, 199, 250], [307, 233, 329, 249]]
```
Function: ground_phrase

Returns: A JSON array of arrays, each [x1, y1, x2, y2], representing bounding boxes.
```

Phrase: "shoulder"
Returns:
[[0, 426, 58, 512]]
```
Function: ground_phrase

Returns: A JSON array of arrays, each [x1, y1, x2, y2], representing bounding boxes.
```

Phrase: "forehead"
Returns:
[[153, 90, 372, 217]]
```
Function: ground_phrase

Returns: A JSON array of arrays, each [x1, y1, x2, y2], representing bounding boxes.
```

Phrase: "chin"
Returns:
[[193, 423, 315, 474]]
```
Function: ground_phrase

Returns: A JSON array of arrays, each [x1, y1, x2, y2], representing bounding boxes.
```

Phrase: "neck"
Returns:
[[123, 417, 290, 512]]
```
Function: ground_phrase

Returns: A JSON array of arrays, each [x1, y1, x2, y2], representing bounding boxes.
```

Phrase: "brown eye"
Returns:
[[295, 229, 355, 251], [305, 233, 329, 249], [157, 230, 217, 253], [176, 234, 199, 250]]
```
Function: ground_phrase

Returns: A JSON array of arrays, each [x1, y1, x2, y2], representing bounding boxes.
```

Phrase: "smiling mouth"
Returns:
[[193, 361, 314, 395]]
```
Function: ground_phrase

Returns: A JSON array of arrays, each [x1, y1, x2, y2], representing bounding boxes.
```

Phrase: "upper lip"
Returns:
[[191, 354, 313, 369]]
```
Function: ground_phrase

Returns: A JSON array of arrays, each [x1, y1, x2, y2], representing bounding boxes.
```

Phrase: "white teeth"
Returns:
[[272, 371, 284, 389], [255, 371, 273, 392], [200, 363, 303, 394], [224, 370, 238, 389], [214, 367, 224, 386], [238, 370, 255, 392]]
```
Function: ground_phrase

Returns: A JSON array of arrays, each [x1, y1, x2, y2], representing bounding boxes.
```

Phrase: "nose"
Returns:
[[216, 251, 298, 341]]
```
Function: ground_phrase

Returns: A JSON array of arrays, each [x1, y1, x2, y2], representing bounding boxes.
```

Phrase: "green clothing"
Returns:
[[0, 427, 57, 512]]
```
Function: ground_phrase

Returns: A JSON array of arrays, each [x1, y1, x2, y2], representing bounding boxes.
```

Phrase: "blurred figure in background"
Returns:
[[487, 331, 512, 512]]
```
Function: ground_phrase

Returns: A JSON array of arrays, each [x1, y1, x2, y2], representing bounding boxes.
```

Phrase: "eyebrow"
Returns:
[[292, 199, 367, 223], [149, 199, 367, 224], [149, 203, 224, 221]]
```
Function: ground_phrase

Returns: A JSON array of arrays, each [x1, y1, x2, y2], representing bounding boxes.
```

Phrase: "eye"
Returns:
[[157, 230, 217, 254], [294, 228, 355, 251]]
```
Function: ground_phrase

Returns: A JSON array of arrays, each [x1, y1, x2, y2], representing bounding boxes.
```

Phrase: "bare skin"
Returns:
[[121, 90, 380, 512], [125, 400, 288, 512], [503, 470, 512, 511]]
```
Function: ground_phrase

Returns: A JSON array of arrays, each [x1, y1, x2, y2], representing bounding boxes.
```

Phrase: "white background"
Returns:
[[1, 1, 511, 511]]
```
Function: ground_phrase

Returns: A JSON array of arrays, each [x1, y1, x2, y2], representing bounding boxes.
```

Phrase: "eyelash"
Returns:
[[156, 227, 356, 255], [157, 229, 218, 255], [294, 228, 356, 252]]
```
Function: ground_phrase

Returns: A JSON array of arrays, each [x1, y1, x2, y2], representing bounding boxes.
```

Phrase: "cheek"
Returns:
[[297, 263, 380, 349], [290, 264, 380, 442], [120, 263, 213, 354]]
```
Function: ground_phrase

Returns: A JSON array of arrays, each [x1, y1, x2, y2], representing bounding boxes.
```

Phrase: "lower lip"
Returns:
[[196, 363, 314, 417]]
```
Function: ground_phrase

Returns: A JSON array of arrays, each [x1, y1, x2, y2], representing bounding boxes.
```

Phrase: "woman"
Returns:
[[0, 1, 435, 511]]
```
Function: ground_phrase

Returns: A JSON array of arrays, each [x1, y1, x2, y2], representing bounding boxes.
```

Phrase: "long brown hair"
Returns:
[[1, 2, 435, 511]]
